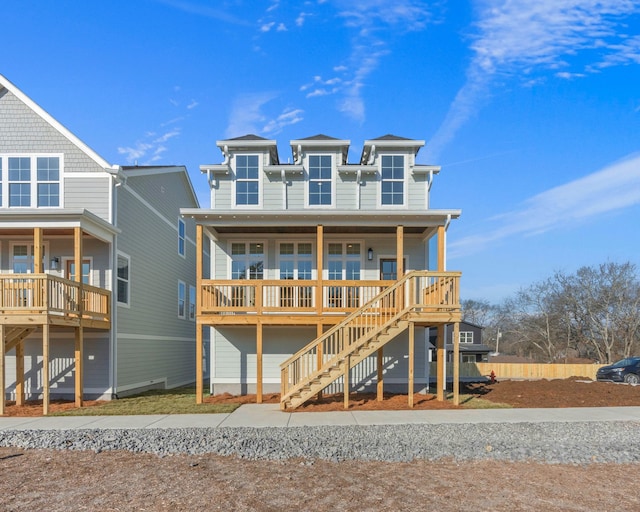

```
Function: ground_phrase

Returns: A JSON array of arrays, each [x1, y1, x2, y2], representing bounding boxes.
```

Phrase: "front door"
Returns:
[[67, 259, 91, 284], [380, 258, 405, 280]]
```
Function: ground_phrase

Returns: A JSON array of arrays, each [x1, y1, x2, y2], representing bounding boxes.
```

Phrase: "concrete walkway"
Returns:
[[2, 404, 640, 430]]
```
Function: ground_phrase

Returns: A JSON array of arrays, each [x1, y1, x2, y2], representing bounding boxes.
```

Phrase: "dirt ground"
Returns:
[[3, 379, 640, 511], [3, 378, 640, 416]]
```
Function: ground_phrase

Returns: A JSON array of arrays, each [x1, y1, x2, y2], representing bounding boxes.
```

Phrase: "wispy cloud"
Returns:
[[154, 0, 250, 25], [426, 1, 640, 160], [263, 108, 304, 134], [322, 0, 434, 122], [449, 153, 640, 258]]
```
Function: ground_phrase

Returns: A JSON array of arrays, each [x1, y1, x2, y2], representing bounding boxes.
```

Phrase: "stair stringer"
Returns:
[[282, 310, 412, 410]]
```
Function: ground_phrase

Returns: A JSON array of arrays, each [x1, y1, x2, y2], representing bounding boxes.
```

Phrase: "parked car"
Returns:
[[596, 357, 640, 384]]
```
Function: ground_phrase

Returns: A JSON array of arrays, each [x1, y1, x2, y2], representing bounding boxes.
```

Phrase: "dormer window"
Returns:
[[235, 154, 260, 206], [380, 155, 405, 206], [308, 155, 332, 206]]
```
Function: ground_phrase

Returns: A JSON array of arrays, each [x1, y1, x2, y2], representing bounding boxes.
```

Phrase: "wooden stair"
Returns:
[[283, 318, 409, 410], [4, 327, 37, 352]]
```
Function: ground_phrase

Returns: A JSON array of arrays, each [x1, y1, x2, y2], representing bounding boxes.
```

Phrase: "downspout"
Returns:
[[356, 169, 362, 210], [106, 165, 123, 399]]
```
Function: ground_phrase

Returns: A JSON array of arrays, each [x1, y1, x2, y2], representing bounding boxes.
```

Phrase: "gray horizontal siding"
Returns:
[[64, 176, 111, 220], [2, 330, 110, 399]]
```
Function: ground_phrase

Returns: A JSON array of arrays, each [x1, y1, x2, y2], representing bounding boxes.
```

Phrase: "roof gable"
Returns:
[[0, 74, 113, 171]]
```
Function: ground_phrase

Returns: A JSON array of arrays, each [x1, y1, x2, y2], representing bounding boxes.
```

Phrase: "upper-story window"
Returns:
[[380, 155, 405, 206], [308, 155, 332, 206], [235, 155, 260, 206], [0, 155, 62, 208], [459, 331, 474, 343]]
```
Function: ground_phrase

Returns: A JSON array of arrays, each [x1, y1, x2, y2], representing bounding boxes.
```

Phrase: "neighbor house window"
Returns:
[[462, 354, 477, 363], [37, 157, 60, 207], [117, 253, 131, 305], [1, 155, 62, 208], [9, 157, 31, 207], [188, 285, 196, 320], [178, 218, 186, 256], [459, 331, 474, 343], [235, 155, 260, 206], [308, 155, 332, 206], [380, 155, 404, 205], [178, 280, 186, 318]]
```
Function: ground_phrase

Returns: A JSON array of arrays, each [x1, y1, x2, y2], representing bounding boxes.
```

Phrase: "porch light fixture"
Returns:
[[368, 248, 373, 261], [50, 257, 60, 271]]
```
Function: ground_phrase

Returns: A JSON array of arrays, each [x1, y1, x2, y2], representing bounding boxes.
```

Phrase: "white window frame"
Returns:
[[459, 331, 474, 343], [378, 153, 407, 208], [233, 154, 262, 208], [228, 241, 266, 279], [178, 280, 186, 319], [325, 241, 363, 280], [305, 154, 335, 208], [0, 154, 64, 209], [116, 251, 131, 307], [188, 284, 196, 321], [9, 241, 50, 273], [277, 241, 315, 280], [62, 256, 94, 285], [178, 218, 186, 257]]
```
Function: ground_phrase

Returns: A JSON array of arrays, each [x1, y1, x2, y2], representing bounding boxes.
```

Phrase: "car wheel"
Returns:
[[624, 373, 640, 384]]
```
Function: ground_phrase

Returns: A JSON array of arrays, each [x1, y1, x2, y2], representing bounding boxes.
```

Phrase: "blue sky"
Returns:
[[3, 0, 640, 303]]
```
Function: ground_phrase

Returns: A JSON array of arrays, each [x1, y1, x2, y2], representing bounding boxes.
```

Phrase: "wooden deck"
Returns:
[[0, 274, 111, 328], [197, 272, 460, 326]]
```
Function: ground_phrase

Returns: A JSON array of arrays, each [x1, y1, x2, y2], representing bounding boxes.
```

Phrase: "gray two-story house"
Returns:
[[183, 134, 463, 410], [0, 74, 199, 414]]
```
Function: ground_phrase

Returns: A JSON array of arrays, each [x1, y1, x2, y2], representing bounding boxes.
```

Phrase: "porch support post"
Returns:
[[453, 321, 460, 406], [343, 354, 350, 410], [396, 225, 404, 277], [75, 326, 84, 407], [15, 342, 24, 406], [256, 322, 263, 403], [436, 324, 445, 402], [316, 322, 323, 401], [316, 225, 323, 315], [195, 224, 204, 404], [74, 227, 83, 317], [376, 347, 384, 401], [42, 324, 50, 416], [0, 324, 5, 415], [437, 225, 445, 272], [408, 321, 415, 408], [34, 228, 43, 273]]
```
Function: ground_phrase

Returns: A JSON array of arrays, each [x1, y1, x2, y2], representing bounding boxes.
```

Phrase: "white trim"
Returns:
[[378, 153, 408, 209], [304, 153, 336, 209], [61, 255, 94, 286], [232, 153, 263, 209], [8, 240, 50, 272]]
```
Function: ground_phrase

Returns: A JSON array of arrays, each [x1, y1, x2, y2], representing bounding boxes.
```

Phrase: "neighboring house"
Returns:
[[182, 134, 463, 409], [429, 321, 491, 363], [0, 74, 199, 414]]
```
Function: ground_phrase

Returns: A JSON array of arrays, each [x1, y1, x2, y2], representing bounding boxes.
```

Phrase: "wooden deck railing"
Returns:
[[200, 274, 461, 316], [279, 271, 461, 399], [0, 274, 111, 323]]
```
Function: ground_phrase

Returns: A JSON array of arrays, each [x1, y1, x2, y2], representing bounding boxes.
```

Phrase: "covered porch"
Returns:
[[0, 210, 116, 415]]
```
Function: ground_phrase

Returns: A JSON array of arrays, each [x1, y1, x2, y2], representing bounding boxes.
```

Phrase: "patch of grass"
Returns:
[[450, 393, 513, 409], [52, 387, 240, 416]]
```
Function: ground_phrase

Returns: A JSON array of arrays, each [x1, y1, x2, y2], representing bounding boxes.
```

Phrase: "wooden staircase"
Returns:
[[280, 270, 461, 410], [3, 327, 37, 352]]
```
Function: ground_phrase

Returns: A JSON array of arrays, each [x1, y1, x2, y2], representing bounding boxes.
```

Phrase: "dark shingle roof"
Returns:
[[298, 134, 341, 141], [226, 134, 271, 141]]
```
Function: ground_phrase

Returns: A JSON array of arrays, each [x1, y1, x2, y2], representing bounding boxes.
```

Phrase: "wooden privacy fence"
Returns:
[[436, 362, 605, 381]]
